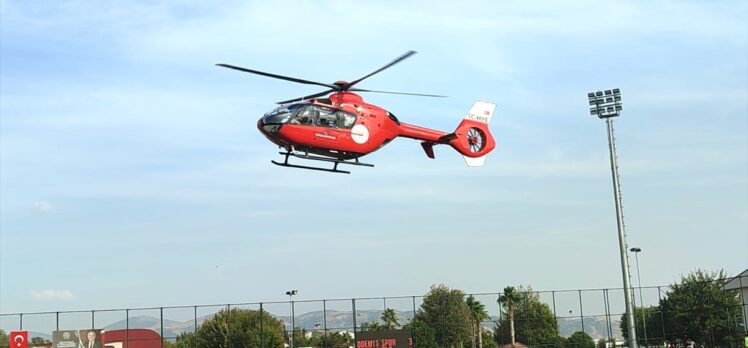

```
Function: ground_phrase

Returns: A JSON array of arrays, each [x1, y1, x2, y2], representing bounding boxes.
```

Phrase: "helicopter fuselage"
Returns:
[[219, 50, 496, 173], [258, 92, 451, 160]]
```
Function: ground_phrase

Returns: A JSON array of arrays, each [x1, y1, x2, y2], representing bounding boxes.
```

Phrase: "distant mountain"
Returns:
[[557, 316, 622, 340], [99, 310, 415, 338], [103, 315, 207, 339], [276, 309, 415, 331], [489, 315, 621, 340], [98, 311, 621, 341]]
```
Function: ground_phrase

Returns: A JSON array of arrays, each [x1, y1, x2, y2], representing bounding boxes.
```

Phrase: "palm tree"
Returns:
[[498, 286, 522, 348], [381, 308, 400, 329], [466, 295, 489, 348]]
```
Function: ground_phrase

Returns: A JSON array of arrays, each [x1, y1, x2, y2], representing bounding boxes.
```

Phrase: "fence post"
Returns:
[[579, 290, 585, 334], [438, 298, 447, 348], [552, 291, 560, 338], [226, 304, 231, 348], [741, 276, 747, 337], [603, 289, 613, 344], [126, 309, 129, 348], [291, 301, 295, 348], [497, 292, 504, 347], [524, 291, 531, 347], [193, 306, 197, 348], [323, 300, 328, 348], [160, 307, 164, 348], [411, 296, 417, 348], [658, 287, 666, 343], [19, 313, 23, 331], [352, 299, 357, 345], [260, 303, 264, 348]]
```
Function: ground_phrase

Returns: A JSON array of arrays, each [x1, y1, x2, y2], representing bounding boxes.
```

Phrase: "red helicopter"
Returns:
[[217, 50, 496, 174]]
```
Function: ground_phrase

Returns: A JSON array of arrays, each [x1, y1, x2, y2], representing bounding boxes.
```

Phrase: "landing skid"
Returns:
[[271, 152, 374, 174]]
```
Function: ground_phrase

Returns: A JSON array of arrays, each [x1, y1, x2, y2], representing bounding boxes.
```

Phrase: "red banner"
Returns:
[[9, 331, 27, 348]]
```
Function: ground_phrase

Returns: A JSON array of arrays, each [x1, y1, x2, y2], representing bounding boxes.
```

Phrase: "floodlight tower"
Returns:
[[587, 89, 638, 348], [286, 290, 298, 348]]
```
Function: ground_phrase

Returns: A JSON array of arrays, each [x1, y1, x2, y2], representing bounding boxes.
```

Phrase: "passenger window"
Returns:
[[290, 105, 356, 128], [336, 111, 356, 128], [317, 107, 338, 127]]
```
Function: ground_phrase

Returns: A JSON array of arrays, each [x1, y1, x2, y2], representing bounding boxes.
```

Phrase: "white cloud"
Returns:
[[31, 289, 74, 301], [32, 201, 53, 213]]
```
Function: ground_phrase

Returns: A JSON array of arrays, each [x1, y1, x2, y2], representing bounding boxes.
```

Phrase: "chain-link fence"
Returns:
[[2, 277, 745, 348]]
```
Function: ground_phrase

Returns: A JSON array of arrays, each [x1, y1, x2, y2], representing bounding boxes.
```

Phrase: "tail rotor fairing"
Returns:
[[467, 127, 485, 153]]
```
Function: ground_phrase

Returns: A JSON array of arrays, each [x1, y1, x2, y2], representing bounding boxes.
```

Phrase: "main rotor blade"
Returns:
[[349, 88, 447, 98], [343, 50, 417, 90], [276, 89, 335, 105], [216, 64, 338, 89]]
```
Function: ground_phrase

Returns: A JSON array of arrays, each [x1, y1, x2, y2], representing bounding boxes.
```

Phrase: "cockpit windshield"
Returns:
[[262, 103, 305, 124]]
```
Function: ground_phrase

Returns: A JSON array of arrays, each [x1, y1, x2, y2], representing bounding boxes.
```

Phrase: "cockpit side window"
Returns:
[[290, 106, 317, 125], [336, 110, 357, 128], [316, 107, 338, 127]]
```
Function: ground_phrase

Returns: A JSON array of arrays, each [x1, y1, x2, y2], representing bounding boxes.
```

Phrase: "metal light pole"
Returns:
[[630, 247, 648, 346], [286, 290, 298, 348], [587, 89, 638, 348]]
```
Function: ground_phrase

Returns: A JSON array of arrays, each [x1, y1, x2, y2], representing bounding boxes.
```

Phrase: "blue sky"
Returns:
[[1, 0, 746, 318]]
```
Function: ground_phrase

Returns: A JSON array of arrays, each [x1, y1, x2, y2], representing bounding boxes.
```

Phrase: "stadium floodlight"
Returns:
[[286, 290, 298, 348], [586, 88, 638, 348], [588, 88, 623, 118]]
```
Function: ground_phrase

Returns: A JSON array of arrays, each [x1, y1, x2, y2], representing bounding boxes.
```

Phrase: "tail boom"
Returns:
[[397, 122, 449, 142], [396, 101, 496, 166]]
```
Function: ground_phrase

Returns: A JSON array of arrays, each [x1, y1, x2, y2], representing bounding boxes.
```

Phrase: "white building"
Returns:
[[723, 268, 748, 334]]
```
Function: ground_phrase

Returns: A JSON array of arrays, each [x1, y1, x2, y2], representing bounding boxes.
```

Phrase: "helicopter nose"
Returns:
[[257, 118, 268, 134], [257, 118, 281, 135]]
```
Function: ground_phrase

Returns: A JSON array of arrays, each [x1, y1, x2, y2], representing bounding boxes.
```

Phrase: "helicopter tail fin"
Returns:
[[447, 101, 496, 167]]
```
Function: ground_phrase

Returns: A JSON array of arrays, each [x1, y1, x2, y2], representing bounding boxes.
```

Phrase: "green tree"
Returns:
[[404, 317, 439, 348], [597, 337, 607, 348], [657, 269, 742, 347], [290, 327, 311, 347], [176, 331, 195, 348], [307, 331, 354, 348], [417, 284, 473, 348], [360, 321, 383, 331], [30, 337, 52, 345], [496, 286, 563, 348], [566, 331, 594, 348], [381, 308, 400, 329], [466, 295, 489, 348], [619, 306, 665, 346], [291, 327, 316, 347], [0, 330, 7, 348], [179, 308, 285, 348], [481, 331, 498, 348], [498, 286, 522, 348]]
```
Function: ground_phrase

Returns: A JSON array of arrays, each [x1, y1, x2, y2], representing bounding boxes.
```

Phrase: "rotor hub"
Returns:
[[333, 81, 349, 89]]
